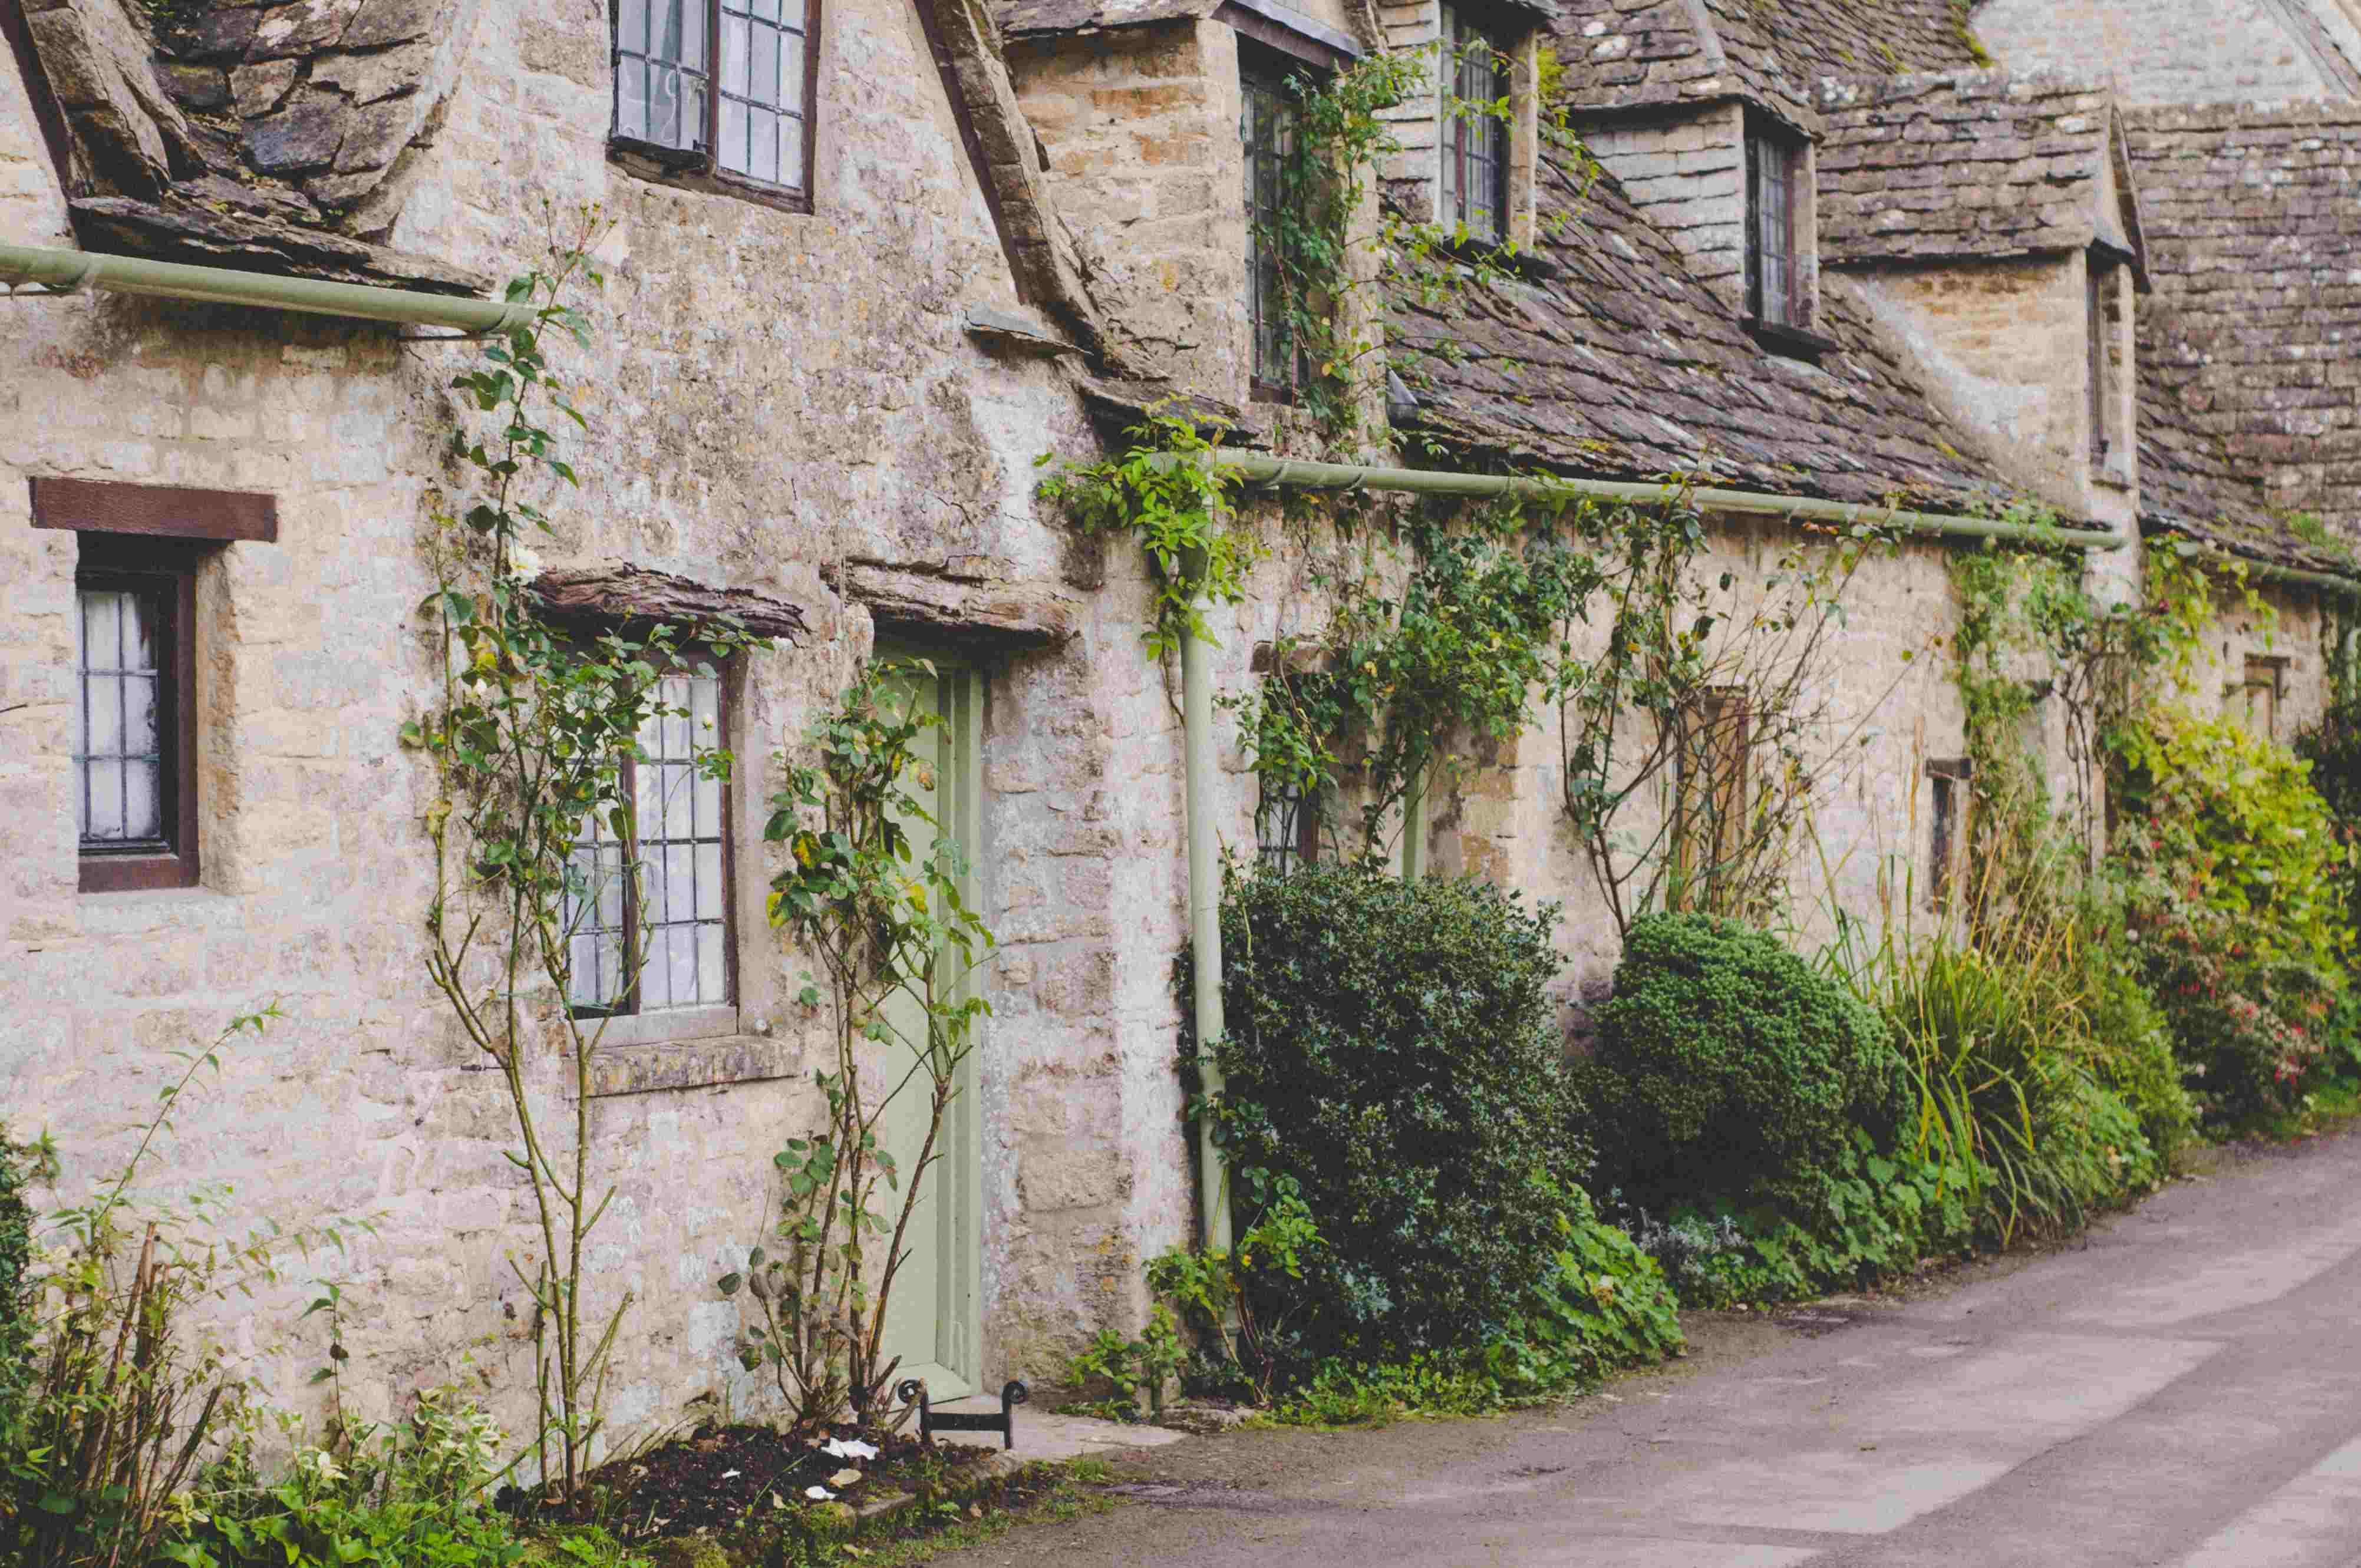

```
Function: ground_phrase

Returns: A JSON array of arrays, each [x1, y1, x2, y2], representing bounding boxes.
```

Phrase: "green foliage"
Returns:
[[1060, 1308, 1187, 1422], [1579, 914, 1910, 1209], [164, 1394, 547, 1568], [1206, 861, 1588, 1360], [1143, 1180, 1323, 1404], [2294, 660, 2361, 940], [1034, 412, 1254, 658], [1233, 500, 1603, 858], [1557, 503, 1890, 935], [1490, 1184, 1684, 1392], [741, 660, 996, 1431], [2118, 713, 2353, 1116], [1618, 1135, 1981, 1308], [1947, 538, 2216, 910], [0, 1130, 50, 1437], [406, 230, 767, 1501], [1, 1011, 369, 1568]]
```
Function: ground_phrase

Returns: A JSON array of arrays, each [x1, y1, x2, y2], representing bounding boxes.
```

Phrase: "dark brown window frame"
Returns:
[[1745, 114, 1809, 332], [34, 478, 273, 894], [607, 0, 823, 216], [2088, 256, 2116, 467], [1439, 4, 1512, 243], [561, 645, 743, 1024], [71, 542, 202, 893]]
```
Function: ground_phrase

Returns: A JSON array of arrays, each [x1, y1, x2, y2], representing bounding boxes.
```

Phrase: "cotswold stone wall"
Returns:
[[1843, 256, 2093, 517], [1973, 0, 2361, 106], [1006, 21, 1249, 404], [0, 0, 1208, 1458]]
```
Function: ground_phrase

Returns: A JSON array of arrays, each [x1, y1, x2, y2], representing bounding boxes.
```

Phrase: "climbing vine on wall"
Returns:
[[1947, 517, 2226, 909]]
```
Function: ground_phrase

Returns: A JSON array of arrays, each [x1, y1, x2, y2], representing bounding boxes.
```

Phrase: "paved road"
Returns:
[[952, 1130, 2361, 1567]]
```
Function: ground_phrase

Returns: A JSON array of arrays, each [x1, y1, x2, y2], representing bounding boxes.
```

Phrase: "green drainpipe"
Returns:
[[0, 243, 538, 334], [1178, 557, 1233, 1255], [1196, 450, 2132, 552]]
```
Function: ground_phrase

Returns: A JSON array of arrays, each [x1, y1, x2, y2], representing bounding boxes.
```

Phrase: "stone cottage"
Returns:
[[2, 0, 2356, 1454]]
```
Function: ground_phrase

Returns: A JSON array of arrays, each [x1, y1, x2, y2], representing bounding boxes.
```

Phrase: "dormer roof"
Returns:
[[1552, 0, 1980, 126], [1387, 150, 2043, 517], [1815, 71, 2142, 269]]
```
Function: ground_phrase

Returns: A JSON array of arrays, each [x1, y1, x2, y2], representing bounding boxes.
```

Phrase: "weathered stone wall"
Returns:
[[1416, 516, 1973, 1007], [1574, 103, 1747, 308], [1973, 0, 2361, 105], [1007, 21, 1247, 403], [1, 0, 1209, 1460], [1843, 255, 2093, 517]]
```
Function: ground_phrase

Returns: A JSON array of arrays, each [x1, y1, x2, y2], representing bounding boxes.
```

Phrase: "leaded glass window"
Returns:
[[77, 583, 168, 852], [1440, 8, 1508, 241], [564, 667, 733, 1016], [612, 0, 813, 199], [1747, 124, 1806, 328], [1242, 64, 1295, 398]]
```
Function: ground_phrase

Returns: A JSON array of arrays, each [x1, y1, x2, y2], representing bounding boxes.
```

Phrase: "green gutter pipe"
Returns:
[[0, 243, 538, 334], [1178, 569, 1232, 1256], [1204, 449, 2130, 551]]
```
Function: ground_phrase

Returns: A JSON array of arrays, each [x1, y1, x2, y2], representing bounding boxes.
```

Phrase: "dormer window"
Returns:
[[1241, 54, 1300, 400], [1746, 116, 1809, 331], [2088, 256, 2126, 473], [1439, 6, 1510, 242]]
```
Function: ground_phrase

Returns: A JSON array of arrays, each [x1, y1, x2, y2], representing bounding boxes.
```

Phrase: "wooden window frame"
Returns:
[[1746, 115, 1808, 332], [562, 647, 742, 1026], [1438, 5, 1512, 243], [2088, 258, 2117, 467], [1928, 757, 1973, 916], [1254, 774, 1322, 874], [2241, 654, 2287, 743], [34, 478, 273, 894], [72, 549, 200, 894], [608, 0, 823, 215], [1671, 686, 1751, 901]]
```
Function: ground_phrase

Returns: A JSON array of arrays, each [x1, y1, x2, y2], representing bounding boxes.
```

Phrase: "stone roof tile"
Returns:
[[1388, 144, 2035, 517], [2126, 101, 2361, 561], [1553, 0, 1983, 121], [1815, 70, 2118, 265]]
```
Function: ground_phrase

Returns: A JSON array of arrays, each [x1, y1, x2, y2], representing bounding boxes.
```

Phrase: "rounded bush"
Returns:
[[1580, 912, 1907, 1206], [1209, 861, 1587, 1359]]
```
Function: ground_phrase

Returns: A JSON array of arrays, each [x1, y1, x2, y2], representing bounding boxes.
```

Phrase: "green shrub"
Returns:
[[1579, 913, 1908, 1209], [1491, 1183, 1683, 1391], [1616, 1136, 1981, 1308], [1208, 861, 1587, 1361], [2116, 714, 2353, 1115]]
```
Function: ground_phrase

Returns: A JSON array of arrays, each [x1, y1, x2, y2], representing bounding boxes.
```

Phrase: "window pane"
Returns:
[[87, 670, 122, 756], [779, 30, 804, 114], [86, 759, 123, 840], [667, 923, 698, 1007], [717, 97, 743, 171], [721, 12, 748, 96], [619, 0, 648, 55], [124, 592, 155, 671], [696, 925, 726, 1001], [694, 771, 723, 836], [81, 590, 118, 678], [753, 23, 779, 107], [123, 758, 160, 841], [695, 842, 724, 919]]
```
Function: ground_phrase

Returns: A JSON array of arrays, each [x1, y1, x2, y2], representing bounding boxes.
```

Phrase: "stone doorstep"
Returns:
[[927, 1401, 1191, 1465], [840, 1407, 1187, 1524]]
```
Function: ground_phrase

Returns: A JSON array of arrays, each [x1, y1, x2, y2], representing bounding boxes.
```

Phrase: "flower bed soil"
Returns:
[[500, 1422, 992, 1541]]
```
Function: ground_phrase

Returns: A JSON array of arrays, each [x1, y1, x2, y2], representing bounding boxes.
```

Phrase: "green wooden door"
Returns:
[[875, 655, 984, 1401]]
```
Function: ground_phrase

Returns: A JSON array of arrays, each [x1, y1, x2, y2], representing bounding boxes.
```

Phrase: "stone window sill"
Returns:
[[77, 884, 238, 935], [2092, 467, 2134, 493], [586, 1025, 805, 1098]]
